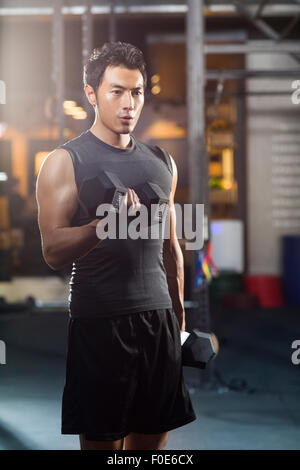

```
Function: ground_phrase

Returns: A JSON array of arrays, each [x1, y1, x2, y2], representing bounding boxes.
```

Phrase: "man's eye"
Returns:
[[112, 90, 121, 94]]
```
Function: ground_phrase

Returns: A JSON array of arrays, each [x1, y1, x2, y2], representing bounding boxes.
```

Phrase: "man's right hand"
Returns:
[[125, 188, 141, 216]]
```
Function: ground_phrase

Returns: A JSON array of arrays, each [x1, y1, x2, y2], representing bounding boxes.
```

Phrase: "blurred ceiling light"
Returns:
[[0, 172, 8, 181], [151, 74, 160, 84], [72, 106, 84, 113], [151, 85, 161, 95], [0, 6, 188, 16], [73, 111, 87, 120], [145, 120, 185, 139], [1, 5, 299, 17], [0, 8, 52, 16], [209, 5, 235, 12], [64, 106, 85, 116], [63, 100, 77, 109]]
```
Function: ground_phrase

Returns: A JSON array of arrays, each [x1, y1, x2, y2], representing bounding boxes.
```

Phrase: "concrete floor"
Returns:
[[0, 305, 299, 450]]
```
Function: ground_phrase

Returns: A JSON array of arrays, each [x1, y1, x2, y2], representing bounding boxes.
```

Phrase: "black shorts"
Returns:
[[61, 307, 197, 441]]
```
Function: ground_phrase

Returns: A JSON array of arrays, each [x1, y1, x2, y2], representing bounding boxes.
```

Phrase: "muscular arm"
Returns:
[[163, 155, 186, 332], [36, 148, 101, 271]]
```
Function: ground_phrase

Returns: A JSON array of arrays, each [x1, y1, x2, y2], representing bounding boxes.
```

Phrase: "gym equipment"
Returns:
[[195, 241, 219, 287], [134, 182, 169, 225], [180, 329, 217, 369], [0, 296, 35, 314], [79, 171, 169, 225], [244, 275, 284, 308], [0, 296, 68, 314], [79, 171, 127, 219]]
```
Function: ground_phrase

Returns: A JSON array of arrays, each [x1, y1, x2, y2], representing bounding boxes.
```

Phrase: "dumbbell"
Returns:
[[180, 330, 219, 369], [134, 182, 169, 225], [78, 171, 128, 219], [79, 172, 169, 225]]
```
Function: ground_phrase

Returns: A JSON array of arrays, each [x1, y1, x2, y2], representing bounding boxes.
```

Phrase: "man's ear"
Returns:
[[84, 84, 97, 107]]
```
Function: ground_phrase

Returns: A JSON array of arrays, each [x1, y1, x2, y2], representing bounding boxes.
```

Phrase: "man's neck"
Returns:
[[90, 123, 131, 150]]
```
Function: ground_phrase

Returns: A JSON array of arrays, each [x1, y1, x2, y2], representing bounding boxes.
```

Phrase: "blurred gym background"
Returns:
[[0, 0, 300, 450]]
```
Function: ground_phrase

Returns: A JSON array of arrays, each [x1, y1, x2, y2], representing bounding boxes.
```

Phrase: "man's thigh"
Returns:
[[79, 434, 125, 450], [124, 431, 168, 450]]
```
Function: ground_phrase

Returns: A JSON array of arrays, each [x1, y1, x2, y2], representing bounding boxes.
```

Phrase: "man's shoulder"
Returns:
[[58, 130, 89, 151], [134, 136, 173, 175]]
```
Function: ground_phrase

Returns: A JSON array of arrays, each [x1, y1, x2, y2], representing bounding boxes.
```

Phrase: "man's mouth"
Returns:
[[119, 116, 133, 123]]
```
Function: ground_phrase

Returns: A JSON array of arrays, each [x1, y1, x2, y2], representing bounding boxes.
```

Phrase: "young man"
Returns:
[[36, 42, 196, 450]]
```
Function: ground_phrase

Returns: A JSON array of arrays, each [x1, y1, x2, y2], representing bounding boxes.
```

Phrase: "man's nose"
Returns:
[[122, 91, 134, 109]]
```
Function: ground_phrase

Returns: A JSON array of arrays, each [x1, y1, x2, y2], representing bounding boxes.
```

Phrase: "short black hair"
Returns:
[[83, 41, 147, 94]]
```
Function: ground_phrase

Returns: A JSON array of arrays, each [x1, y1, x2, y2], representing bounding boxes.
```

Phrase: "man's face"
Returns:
[[94, 65, 145, 135]]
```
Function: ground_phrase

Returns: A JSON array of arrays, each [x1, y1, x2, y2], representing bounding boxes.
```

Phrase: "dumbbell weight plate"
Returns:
[[79, 171, 127, 219], [134, 182, 169, 224], [181, 330, 217, 369]]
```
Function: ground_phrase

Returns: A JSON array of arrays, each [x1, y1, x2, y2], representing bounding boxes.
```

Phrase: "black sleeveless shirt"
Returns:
[[58, 129, 173, 317]]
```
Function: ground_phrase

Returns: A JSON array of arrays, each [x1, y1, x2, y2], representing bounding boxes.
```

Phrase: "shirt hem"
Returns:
[[69, 302, 173, 318]]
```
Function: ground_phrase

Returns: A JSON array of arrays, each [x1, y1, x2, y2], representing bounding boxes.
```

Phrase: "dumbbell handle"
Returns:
[[180, 331, 190, 345]]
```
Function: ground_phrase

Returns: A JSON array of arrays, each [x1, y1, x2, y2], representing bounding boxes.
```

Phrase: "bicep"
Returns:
[[36, 149, 78, 246]]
